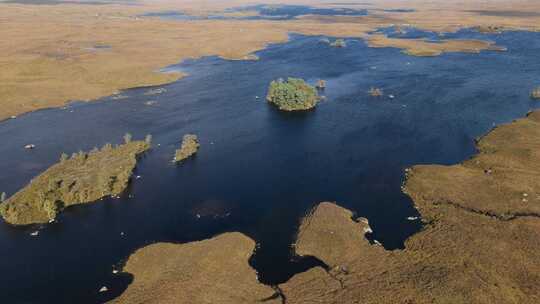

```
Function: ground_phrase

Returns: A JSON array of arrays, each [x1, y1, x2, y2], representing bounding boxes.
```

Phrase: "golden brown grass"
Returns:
[[111, 232, 280, 304]]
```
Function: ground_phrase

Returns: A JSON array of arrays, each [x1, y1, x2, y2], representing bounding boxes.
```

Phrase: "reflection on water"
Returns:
[[1, 30, 540, 303]]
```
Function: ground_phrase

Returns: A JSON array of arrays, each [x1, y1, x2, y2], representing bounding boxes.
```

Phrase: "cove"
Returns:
[[1, 30, 540, 303]]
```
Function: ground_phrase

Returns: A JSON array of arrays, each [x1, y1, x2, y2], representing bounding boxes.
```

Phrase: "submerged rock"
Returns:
[[266, 78, 319, 111], [143, 88, 167, 96], [174, 134, 199, 163], [0, 138, 150, 225]]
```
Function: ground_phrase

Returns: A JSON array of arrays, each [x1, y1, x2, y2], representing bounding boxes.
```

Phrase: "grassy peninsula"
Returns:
[[266, 78, 319, 111], [111, 233, 279, 304], [174, 134, 199, 163], [0, 136, 151, 225]]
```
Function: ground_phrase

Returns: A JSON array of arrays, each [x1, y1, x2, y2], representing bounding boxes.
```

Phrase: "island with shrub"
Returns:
[[0, 134, 151, 225], [174, 134, 200, 163], [266, 78, 319, 111]]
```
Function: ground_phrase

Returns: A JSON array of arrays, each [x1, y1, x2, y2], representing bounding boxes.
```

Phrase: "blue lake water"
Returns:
[[143, 4, 367, 21], [1, 30, 540, 303]]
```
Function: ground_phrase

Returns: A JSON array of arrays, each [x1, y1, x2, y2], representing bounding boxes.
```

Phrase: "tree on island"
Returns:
[[60, 153, 69, 163], [124, 133, 132, 144], [145, 134, 153, 144], [266, 78, 319, 111]]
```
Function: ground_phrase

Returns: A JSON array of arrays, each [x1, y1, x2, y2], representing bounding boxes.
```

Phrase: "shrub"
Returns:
[[102, 143, 112, 151], [145, 134, 153, 144], [60, 153, 69, 162], [124, 133, 132, 144]]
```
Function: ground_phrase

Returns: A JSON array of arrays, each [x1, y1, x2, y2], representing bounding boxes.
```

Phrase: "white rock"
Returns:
[[99, 286, 108, 293], [24, 144, 36, 149], [30, 231, 39, 236], [407, 216, 418, 221]]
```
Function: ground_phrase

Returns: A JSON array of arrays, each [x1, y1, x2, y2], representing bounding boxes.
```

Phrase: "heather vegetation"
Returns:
[[266, 78, 319, 111], [0, 136, 151, 225]]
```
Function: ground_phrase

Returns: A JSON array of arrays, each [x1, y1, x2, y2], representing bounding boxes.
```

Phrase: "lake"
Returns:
[[1, 29, 540, 303]]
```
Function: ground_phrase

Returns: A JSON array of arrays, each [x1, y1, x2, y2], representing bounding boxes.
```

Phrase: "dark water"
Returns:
[[143, 4, 367, 21], [235, 4, 367, 20], [467, 10, 540, 18], [1, 31, 540, 303]]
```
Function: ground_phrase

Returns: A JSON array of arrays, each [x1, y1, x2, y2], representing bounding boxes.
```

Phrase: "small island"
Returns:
[[266, 78, 319, 111], [0, 135, 151, 225], [531, 87, 540, 99], [174, 134, 200, 163], [368, 87, 384, 97], [330, 38, 347, 48]]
